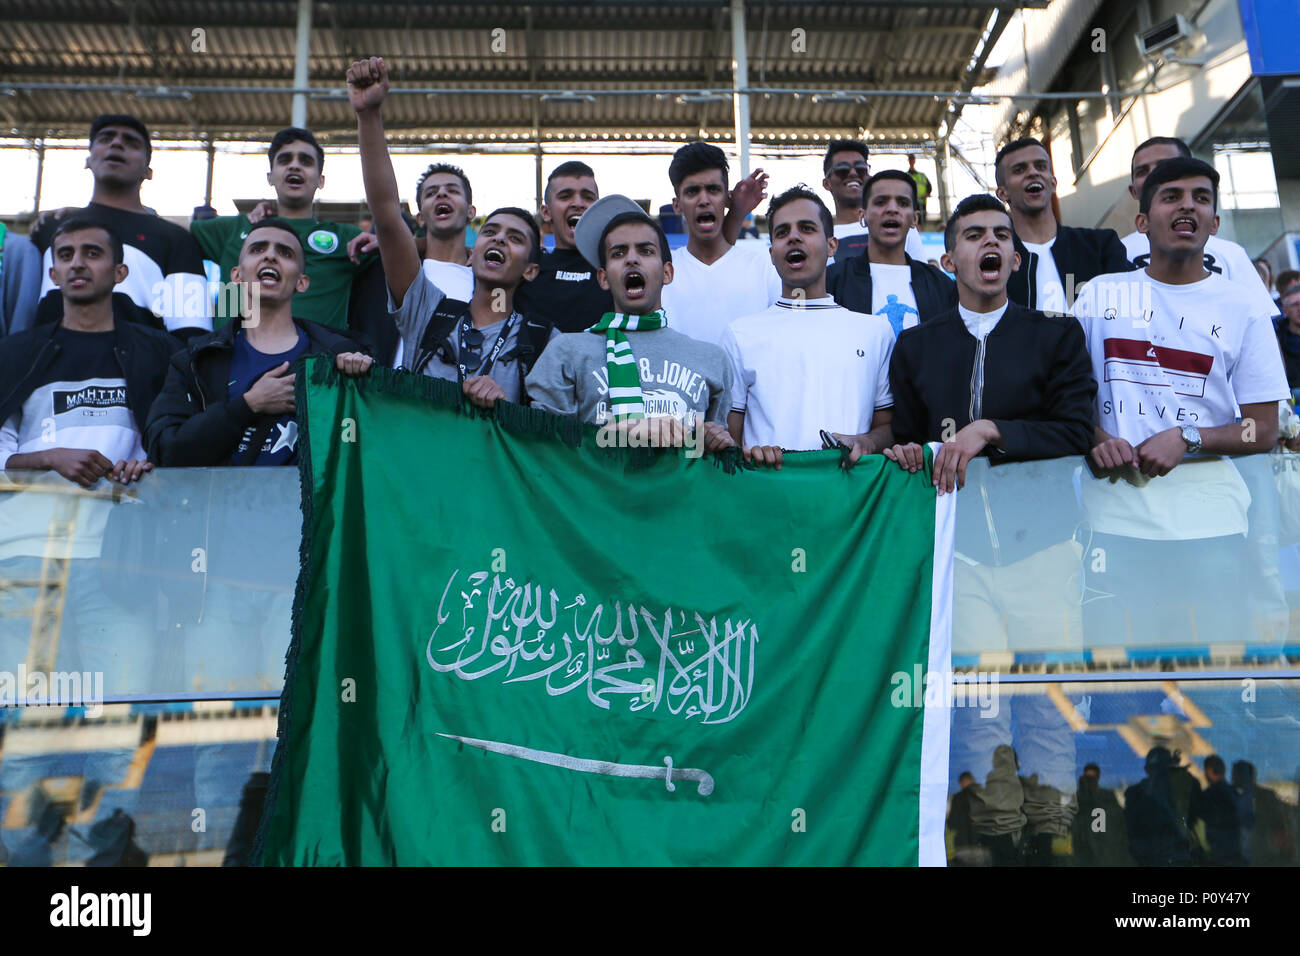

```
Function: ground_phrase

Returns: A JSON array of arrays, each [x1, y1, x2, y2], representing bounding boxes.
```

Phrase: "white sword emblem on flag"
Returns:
[[437, 733, 715, 796]]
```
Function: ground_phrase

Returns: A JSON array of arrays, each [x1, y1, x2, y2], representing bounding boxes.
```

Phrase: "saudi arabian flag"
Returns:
[[256, 356, 954, 866]]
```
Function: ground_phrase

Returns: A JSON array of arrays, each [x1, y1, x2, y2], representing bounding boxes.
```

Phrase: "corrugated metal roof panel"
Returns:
[[0, 0, 1021, 143]]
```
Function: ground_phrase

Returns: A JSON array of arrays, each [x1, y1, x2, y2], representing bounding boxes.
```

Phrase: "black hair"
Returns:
[[598, 211, 672, 268], [1083, 763, 1101, 776], [823, 139, 869, 174], [957, 771, 974, 782], [1138, 156, 1219, 214], [483, 206, 542, 265], [668, 141, 729, 193], [1132, 136, 1191, 169], [242, 218, 305, 264], [1275, 269, 1300, 295], [89, 113, 151, 163], [944, 194, 1011, 252], [1145, 746, 1172, 771], [1204, 754, 1226, 776], [994, 137, 1048, 186], [269, 127, 325, 171], [50, 217, 124, 265], [866, 169, 918, 209], [416, 163, 473, 206], [544, 161, 597, 203], [765, 185, 834, 240]]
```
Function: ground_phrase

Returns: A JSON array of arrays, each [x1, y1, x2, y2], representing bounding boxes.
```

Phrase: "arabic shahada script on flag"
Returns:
[[427, 569, 759, 725]]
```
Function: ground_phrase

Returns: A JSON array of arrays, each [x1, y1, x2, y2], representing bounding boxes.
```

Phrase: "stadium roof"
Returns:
[[0, 0, 1047, 148]]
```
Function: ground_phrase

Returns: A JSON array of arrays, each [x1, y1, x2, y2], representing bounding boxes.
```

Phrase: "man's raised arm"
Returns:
[[348, 56, 422, 306]]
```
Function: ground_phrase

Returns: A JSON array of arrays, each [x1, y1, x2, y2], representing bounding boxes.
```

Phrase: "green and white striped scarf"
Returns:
[[587, 310, 666, 420]]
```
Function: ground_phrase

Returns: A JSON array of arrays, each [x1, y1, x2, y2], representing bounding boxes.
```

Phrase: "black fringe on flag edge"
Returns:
[[251, 354, 320, 866], [307, 357, 747, 474]]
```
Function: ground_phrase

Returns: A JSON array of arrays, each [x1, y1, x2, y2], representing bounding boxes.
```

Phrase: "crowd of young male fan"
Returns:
[[0, 56, 1292, 656]]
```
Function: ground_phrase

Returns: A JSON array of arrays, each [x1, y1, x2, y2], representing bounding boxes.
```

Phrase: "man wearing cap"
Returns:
[[526, 195, 734, 450]]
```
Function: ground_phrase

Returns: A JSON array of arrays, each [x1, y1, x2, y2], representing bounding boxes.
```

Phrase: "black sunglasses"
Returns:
[[461, 326, 484, 360], [830, 162, 870, 179]]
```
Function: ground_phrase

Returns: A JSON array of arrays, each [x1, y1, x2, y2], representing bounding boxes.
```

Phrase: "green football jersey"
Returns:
[[191, 214, 372, 330]]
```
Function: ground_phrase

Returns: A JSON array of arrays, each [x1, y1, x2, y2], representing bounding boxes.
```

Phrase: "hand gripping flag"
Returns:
[[256, 356, 955, 865]]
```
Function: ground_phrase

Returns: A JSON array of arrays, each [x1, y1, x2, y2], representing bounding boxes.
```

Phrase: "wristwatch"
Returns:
[[1180, 424, 1202, 455]]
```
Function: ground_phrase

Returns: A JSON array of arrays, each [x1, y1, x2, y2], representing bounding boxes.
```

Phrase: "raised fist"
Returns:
[[347, 57, 391, 113]]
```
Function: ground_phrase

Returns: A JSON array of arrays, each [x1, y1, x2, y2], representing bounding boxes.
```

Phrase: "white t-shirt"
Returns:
[[393, 258, 476, 368], [1022, 239, 1066, 314], [719, 297, 895, 450], [1072, 269, 1288, 540], [958, 302, 1008, 341], [869, 262, 920, 334], [422, 257, 474, 301], [1120, 231, 1275, 306], [829, 222, 927, 264], [660, 240, 781, 347]]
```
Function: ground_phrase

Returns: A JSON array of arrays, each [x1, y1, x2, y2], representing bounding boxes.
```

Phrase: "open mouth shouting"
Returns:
[[784, 247, 809, 271], [978, 251, 1002, 282], [257, 264, 283, 284], [433, 201, 455, 219], [284, 172, 306, 188], [566, 213, 582, 231], [694, 209, 718, 232], [622, 269, 647, 300], [482, 246, 507, 267], [1171, 216, 1198, 239], [878, 216, 903, 236], [1024, 180, 1046, 199]]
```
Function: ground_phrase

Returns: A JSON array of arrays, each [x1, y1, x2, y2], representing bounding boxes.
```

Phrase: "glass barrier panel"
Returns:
[[0, 469, 298, 703], [946, 677, 1300, 866], [950, 452, 1299, 672], [3, 451, 1300, 702], [0, 700, 278, 866], [2, 677, 1295, 867]]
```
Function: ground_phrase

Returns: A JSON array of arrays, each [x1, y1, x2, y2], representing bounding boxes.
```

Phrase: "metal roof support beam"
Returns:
[[525, 6, 544, 210], [292, 0, 313, 129], [730, 0, 750, 177], [934, 139, 951, 226], [939, 8, 1011, 148], [33, 139, 45, 216], [204, 139, 216, 207]]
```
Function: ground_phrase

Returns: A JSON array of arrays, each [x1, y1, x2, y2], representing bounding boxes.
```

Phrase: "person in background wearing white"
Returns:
[[1120, 136, 1275, 308]]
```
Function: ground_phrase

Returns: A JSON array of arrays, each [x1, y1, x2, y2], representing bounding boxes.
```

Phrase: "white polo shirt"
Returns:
[[720, 296, 895, 450]]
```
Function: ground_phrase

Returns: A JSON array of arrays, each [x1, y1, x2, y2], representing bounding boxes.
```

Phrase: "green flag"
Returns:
[[258, 356, 954, 866]]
